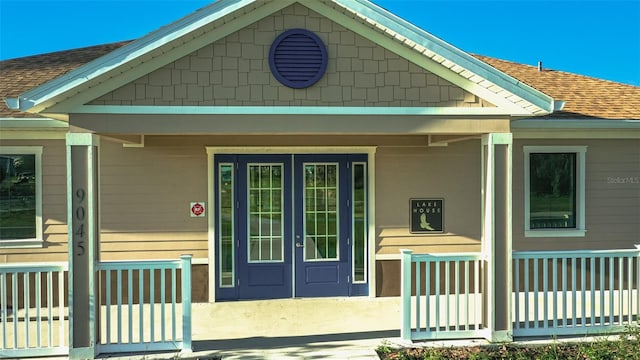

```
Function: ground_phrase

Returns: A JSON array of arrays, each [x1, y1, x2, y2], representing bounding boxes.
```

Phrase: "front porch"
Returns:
[[0, 277, 401, 358], [2, 257, 639, 358]]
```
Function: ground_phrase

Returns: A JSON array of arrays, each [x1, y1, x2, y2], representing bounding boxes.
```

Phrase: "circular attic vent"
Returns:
[[269, 29, 328, 89]]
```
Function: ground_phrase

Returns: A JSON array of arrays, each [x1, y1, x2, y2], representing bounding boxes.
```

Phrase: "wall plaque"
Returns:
[[190, 202, 206, 217], [410, 198, 444, 233]]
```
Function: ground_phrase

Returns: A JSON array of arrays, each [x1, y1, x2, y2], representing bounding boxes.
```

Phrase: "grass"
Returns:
[[377, 326, 640, 359]]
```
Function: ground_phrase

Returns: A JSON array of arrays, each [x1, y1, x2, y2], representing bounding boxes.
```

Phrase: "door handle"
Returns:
[[295, 242, 304, 248]]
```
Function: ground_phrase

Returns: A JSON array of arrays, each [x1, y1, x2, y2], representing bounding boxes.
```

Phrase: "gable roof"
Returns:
[[3, 0, 556, 118], [3, 0, 639, 122], [2, 41, 638, 120]]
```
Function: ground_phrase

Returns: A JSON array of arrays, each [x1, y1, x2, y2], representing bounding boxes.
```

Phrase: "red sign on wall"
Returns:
[[190, 202, 206, 217]]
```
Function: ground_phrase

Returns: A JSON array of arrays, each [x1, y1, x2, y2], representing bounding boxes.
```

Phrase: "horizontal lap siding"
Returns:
[[375, 140, 482, 256], [513, 139, 640, 251], [583, 139, 639, 247], [377, 236, 482, 254], [99, 139, 208, 261], [100, 232, 207, 260]]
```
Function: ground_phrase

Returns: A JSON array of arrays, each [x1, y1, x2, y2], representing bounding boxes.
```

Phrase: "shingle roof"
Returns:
[[0, 42, 131, 118], [1, 41, 638, 120], [473, 55, 640, 119]]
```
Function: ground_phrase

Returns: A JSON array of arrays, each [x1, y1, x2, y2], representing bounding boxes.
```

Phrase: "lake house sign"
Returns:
[[410, 198, 444, 233]]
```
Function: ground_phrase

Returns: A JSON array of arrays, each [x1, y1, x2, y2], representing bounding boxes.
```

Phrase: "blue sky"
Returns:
[[1, 0, 639, 86]]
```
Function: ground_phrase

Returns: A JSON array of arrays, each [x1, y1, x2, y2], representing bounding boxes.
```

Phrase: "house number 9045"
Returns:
[[74, 188, 86, 256]]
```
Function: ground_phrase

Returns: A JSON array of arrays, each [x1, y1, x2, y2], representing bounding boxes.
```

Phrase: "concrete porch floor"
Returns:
[[1, 297, 400, 359], [98, 296, 403, 359]]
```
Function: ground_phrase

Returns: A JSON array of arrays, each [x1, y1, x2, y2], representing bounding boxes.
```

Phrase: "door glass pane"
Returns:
[[218, 163, 234, 287], [352, 163, 367, 283], [248, 163, 284, 262], [529, 153, 576, 229], [304, 164, 339, 261]]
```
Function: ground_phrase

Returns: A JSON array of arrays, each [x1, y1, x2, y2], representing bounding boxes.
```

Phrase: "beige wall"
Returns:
[[100, 135, 486, 261], [5, 135, 638, 292], [99, 138, 209, 261], [2, 135, 482, 263], [513, 139, 640, 251], [1, 137, 211, 263], [90, 4, 491, 108], [375, 140, 483, 255], [1, 140, 68, 263]]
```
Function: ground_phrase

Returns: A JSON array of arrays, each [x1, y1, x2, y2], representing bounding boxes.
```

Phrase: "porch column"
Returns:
[[66, 133, 100, 359], [481, 133, 513, 342]]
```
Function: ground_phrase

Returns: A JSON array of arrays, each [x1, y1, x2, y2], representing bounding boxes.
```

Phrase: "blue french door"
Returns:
[[215, 154, 367, 301], [294, 155, 350, 297], [216, 155, 293, 300]]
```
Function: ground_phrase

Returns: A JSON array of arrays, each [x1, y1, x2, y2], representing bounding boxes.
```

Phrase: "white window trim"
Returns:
[[524, 146, 587, 238], [0, 146, 44, 248]]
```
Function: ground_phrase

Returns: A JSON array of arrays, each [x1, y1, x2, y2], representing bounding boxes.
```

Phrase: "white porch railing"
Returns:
[[401, 248, 640, 342], [96, 255, 192, 354], [0, 262, 69, 358], [401, 250, 484, 341], [513, 249, 640, 337], [1, 256, 192, 358]]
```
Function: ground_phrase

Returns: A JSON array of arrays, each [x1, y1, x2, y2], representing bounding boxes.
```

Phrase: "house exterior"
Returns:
[[1, 0, 639, 356]]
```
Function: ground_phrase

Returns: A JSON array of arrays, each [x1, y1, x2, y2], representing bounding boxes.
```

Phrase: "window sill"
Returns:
[[525, 229, 586, 238], [0, 239, 44, 249]]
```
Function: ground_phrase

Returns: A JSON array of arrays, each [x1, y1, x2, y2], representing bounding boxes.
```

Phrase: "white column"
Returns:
[[66, 133, 100, 359], [481, 133, 513, 342]]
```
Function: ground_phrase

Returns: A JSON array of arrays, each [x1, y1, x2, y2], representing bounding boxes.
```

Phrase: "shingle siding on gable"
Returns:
[[90, 4, 493, 108]]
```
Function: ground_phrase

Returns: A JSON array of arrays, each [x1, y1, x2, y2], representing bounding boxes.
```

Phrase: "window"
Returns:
[[0, 147, 43, 247], [248, 163, 284, 262], [524, 146, 586, 237], [218, 163, 234, 287], [352, 162, 367, 283]]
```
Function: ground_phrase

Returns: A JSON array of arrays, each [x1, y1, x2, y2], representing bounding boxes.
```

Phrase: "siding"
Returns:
[[99, 139, 208, 260], [0, 139, 210, 263], [375, 140, 482, 255], [101, 135, 484, 260], [90, 4, 491, 108], [513, 139, 640, 251]]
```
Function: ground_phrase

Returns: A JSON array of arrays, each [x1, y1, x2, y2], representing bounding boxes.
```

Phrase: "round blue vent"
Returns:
[[269, 29, 328, 89]]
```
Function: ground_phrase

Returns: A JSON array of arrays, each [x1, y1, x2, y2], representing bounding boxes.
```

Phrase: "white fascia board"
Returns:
[[331, 0, 555, 113], [12, 0, 259, 113], [512, 118, 640, 129], [0, 117, 68, 128], [74, 105, 522, 116]]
